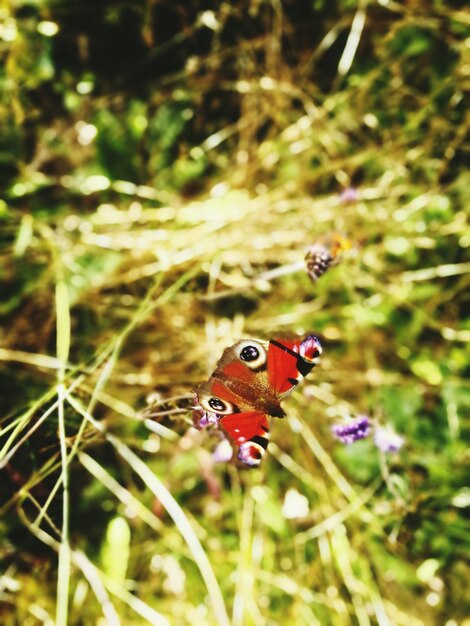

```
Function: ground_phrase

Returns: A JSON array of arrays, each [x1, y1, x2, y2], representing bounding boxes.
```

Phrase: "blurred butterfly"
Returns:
[[194, 335, 322, 466], [305, 233, 351, 282]]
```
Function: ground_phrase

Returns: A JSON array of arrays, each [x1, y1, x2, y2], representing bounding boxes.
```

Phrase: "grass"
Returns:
[[1, 1, 469, 625]]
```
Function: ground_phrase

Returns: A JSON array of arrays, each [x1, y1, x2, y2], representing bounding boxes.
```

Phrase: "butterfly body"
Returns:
[[195, 335, 322, 466]]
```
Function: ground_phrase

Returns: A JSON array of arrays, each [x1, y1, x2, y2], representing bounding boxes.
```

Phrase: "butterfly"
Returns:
[[194, 335, 322, 466], [305, 233, 351, 282]]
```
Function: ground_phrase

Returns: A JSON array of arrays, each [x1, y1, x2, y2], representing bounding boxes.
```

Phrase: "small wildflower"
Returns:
[[339, 187, 359, 203], [194, 408, 220, 428], [212, 439, 233, 463], [332, 415, 371, 444], [374, 427, 404, 453]]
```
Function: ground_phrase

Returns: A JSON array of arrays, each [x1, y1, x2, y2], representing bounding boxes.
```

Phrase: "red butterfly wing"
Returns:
[[267, 336, 322, 397], [220, 411, 270, 466], [219, 411, 269, 445], [267, 338, 301, 395], [195, 335, 321, 466]]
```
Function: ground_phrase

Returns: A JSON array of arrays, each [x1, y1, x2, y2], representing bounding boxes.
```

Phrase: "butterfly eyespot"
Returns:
[[240, 345, 259, 362], [299, 335, 322, 363], [238, 441, 265, 466], [209, 397, 226, 411], [198, 394, 236, 415], [235, 340, 267, 370]]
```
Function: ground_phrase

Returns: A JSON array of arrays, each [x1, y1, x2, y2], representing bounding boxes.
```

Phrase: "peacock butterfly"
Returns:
[[194, 335, 322, 466]]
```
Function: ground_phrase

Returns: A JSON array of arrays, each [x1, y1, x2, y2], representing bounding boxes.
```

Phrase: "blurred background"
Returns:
[[0, 1, 469, 625]]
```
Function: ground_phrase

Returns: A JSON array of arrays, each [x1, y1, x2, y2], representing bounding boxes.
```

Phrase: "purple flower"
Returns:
[[332, 415, 371, 444], [339, 187, 359, 203], [198, 411, 220, 428], [212, 439, 233, 463], [374, 427, 404, 453]]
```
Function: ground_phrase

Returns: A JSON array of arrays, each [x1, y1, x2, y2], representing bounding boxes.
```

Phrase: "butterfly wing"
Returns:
[[219, 411, 270, 466], [267, 335, 322, 398], [194, 352, 273, 466], [194, 334, 322, 466], [195, 339, 279, 415]]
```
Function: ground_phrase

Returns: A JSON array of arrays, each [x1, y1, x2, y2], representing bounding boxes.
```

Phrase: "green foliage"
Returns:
[[0, 1, 468, 625]]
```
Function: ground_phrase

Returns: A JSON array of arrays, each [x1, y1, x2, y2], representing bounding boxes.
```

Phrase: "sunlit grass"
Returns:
[[1, 1, 468, 625]]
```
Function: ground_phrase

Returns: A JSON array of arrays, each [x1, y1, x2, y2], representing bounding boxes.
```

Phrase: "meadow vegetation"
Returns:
[[0, 1, 469, 625]]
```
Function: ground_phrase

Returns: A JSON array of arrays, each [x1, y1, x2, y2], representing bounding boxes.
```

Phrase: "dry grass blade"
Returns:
[[18, 506, 171, 626], [294, 479, 380, 545], [232, 489, 254, 626], [67, 394, 230, 626], [78, 451, 164, 533], [104, 436, 231, 626], [55, 264, 72, 626], [291, 414, 357, 501]]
